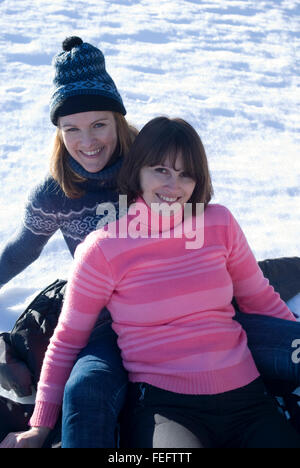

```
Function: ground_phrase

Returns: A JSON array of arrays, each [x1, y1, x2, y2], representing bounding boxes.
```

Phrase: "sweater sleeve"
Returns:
[[226, 209, 296, 322], [0, 228, 52, 286], [0, 178, 59, 286], [29, 232, 115, 429]]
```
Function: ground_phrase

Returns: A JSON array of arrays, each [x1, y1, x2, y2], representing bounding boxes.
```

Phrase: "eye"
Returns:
[[94, 122, 104, 128], [154, 167, 168, 174], [65, 127, 78, 132], [180, 172, 194, 180]]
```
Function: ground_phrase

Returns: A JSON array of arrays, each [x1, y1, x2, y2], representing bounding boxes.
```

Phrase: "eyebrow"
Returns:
[[61, 118, 109, 128], [158, 163, 182, 172]]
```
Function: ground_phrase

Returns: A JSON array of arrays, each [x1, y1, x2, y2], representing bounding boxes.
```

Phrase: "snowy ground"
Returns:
[[0, 0, 299, 332]]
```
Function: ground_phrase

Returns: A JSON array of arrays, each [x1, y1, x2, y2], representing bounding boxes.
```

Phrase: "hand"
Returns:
[[0, 427, 51, 448]]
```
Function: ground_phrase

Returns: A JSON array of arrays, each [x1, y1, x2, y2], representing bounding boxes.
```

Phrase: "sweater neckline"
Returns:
[[67, 154, 123, 184], [127, 197, 185, 235]]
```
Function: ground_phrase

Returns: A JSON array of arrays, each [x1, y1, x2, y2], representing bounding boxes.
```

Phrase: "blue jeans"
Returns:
[[61, 311, 300, 448], [61, 321, 128, 448], [235, 311, 300, 385]]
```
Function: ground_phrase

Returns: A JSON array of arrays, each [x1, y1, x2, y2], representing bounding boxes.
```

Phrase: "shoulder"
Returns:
[[26, 174, 65, 212], [73, 227, 112, 265], [75, 216, 129, 258], [28, 174, 63, 201], [204, 203, 234, 226], [84, 228, 111, 246]]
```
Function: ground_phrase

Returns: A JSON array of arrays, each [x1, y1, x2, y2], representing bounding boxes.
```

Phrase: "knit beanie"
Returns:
[[50, 36, 126, 125]]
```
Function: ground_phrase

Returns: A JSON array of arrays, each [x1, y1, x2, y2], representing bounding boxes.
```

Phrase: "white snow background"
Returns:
[[0, 0, 299, 335]]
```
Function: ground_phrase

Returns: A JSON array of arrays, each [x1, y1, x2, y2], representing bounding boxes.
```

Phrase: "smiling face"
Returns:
[[118, 117, 213, 215], [59, 110, 118, 173], [139, 154, 196, 209]]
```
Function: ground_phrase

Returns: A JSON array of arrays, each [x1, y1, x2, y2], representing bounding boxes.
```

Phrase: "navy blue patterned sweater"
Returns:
[[0, 156, 122, 286]]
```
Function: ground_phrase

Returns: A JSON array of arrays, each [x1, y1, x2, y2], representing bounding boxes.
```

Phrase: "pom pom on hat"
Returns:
[[62, 36, 83, 51], [50, 36, 126, 125]]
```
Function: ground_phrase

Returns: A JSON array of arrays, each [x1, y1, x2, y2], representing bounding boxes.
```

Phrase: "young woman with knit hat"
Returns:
[[0, 37, 300, 448], [0, 36, 133, 281], [2, 116, 300, 448]]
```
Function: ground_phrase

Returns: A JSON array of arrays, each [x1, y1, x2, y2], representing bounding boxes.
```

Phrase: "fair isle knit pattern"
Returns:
[[23, 199, 110, 241], [30, 202, 296, 429], [0, 157, 122, 286], [23, 156, 122, 244]]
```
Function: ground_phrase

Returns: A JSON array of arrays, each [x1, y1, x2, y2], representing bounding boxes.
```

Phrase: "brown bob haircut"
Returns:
[[50, 112, 138, 199], [118, 116, 214, 213]]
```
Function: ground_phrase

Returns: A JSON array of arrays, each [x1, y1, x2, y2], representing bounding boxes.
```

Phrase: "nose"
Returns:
[[165, 174, 180, 191], [80, 129, 97, 149]]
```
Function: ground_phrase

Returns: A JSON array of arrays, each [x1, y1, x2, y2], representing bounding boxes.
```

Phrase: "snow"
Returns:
[[0, 0, 299, 332]]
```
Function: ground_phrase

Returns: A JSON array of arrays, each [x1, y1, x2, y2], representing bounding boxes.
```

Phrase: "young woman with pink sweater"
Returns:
[[2, 116, 300, 448]]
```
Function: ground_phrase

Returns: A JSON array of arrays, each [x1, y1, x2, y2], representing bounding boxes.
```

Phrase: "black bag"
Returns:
[[258, 257, 300, 302], [0, 279, 67, 446], [9, 278, 67, 385]]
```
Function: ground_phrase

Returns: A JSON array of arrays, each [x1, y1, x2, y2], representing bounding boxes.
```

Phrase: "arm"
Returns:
[[0, 232, 114, 448], [226, 210, 296, 322], [0, 178, 59, 287], [0, 227, 53, 286], [29, 232, 114, 428]]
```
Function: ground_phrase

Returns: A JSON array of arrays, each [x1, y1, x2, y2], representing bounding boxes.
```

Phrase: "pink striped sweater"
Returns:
[[30, 201, 295, 428]]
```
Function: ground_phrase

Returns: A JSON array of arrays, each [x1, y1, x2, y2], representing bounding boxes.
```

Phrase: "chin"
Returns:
[[83, 163, 106, 173]]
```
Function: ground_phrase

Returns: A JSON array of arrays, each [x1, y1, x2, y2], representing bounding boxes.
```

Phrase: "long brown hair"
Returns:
[[50, 112, 138, 198], [118, 116, 214, 213]]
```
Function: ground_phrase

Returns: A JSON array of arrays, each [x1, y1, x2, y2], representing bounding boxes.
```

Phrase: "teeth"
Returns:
[[83, 147, 103, 156], [158, 195, 178, 202]]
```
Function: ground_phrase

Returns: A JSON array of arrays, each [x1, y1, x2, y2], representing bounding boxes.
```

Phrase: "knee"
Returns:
[[64, 371, 96, 405], [153, 415, 205, 448], [63, 365, 128, 414]]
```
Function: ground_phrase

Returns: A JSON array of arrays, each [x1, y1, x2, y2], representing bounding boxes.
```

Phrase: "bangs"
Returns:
[[145, 128, 199, 180]]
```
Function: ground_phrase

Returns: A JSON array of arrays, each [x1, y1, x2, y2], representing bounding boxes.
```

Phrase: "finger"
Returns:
[[0, 436, 10, 448], [15, 436, 29, 449], [0, 431, 25, 449], [0, 435, 16, 448]]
